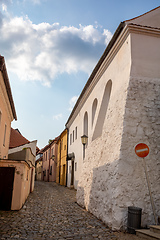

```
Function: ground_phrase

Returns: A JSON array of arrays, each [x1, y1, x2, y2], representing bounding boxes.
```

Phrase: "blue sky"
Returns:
[[0, 0, 159, 149]]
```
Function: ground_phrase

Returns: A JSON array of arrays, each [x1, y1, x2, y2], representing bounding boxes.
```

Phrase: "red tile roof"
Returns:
[[9, 128, 30, 149]]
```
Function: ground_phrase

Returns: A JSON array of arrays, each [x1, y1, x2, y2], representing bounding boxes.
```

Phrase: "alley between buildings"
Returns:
[[0, 181, 142, 240]]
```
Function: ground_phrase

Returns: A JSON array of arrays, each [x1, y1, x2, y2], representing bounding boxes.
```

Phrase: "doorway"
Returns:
[[71, 161, 74, 186], [0, 167, 15, 210]]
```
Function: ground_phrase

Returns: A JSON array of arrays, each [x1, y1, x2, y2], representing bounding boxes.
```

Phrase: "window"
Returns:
[[46, 152, 47, 161], [50, 166, 52, 175], [75, 127, 77, 140], [75, 162, 77, 171], [92, 80, 112, 140], [70, 133, 72, 145], [61, 139, 63, 150], [92, 98, 98, 126], [52, 148, 54, 156], [73, 130, 74, 143], [3, 124, 7, 147], [84, 112, 88, 136]]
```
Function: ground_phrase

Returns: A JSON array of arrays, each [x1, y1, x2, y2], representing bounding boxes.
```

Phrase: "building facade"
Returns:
[[0, 56, 17, 159], [0, 56, 37, 211], [42, 137, 58, 182], [8, 135, 37, 210], [35, 150, 43, 181], [66, 7, 160, 230], [56, 129, 67, 186]]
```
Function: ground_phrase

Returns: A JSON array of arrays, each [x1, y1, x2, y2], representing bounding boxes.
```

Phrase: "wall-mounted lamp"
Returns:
[[81, 135, 88, 159]]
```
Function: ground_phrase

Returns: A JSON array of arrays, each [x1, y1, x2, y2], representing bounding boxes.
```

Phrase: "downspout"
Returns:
[[65, 128, 69, 187]]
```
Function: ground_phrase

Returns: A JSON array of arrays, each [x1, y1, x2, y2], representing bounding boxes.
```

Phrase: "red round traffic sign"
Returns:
[[135, 143, 149, 158]]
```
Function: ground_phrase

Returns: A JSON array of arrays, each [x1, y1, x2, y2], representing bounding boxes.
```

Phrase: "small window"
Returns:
[[3, 124, 7, 147], [64, 145, 66, 150], [75, 127, 77, 140], [61, 139, 63, 150], [50, 166, 52, 175], [46, 152, 47, 161], [48, 149, 50, 160], [73, 130, 74, 143], [70, 133, 72, 145], [75, 162, 77, 171], [92, 98, 98, 126]]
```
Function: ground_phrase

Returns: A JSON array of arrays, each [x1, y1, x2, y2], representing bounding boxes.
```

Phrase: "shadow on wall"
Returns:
[[77, 153, 159, 230]]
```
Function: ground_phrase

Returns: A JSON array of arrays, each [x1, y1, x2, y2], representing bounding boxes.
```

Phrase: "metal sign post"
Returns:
[[135, 143, 157, 225]]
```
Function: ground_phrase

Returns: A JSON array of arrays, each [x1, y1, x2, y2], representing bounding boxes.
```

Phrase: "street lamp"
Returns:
[[81, 135, 88, 159]]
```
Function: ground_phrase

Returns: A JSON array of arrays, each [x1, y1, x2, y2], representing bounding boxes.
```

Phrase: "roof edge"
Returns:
[[65, 21, 125, 126], [0, 56, 17, 120], [125, 6, 160, 23]]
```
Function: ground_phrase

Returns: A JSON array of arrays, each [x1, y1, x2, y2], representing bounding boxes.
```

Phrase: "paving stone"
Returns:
[[0, 181, 141, 239]]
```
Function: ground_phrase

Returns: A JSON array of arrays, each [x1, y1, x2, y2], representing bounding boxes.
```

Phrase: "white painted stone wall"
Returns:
[[76, 27, 160, 230], [67, 31, 131, 190], [76, 33, 132, 229], [67, 8, 160, 230]]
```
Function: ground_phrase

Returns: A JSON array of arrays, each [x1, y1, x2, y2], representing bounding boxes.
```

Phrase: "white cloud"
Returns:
[[69, 96, 79, 112], [0, 14, 112, 86], [53, 114, 63, 121], [31, 0, 41, 4], [21, 0, 41, 4], [2, 4, 7, 12]]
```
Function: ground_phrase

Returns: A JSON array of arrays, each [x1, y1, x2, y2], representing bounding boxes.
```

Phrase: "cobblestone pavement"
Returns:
[[0, 181, 143, 240]]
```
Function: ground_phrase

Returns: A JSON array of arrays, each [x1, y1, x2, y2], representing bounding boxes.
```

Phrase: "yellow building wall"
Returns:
[[56, 129, 67, 186]]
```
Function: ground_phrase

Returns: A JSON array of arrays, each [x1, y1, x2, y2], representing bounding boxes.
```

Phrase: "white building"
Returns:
[[66, 7, 160, 230]]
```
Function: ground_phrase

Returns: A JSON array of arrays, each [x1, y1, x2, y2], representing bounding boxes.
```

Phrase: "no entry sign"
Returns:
[[135, 143, 149, 158]]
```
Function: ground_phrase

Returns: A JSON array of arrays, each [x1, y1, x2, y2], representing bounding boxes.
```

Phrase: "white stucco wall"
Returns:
[[66, 8, 160, 230], [115, 32, 160, 228], [75, 33, 132, 229], [67, 32, 131, 186]]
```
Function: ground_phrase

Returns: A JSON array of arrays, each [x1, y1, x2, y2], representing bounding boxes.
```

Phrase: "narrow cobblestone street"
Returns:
[[0, 181, 142, 239]]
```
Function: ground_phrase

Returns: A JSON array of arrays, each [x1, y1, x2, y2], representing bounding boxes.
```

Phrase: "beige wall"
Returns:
[[36, 159, 42, 181], [7, 145, 36, 209], [0, 160, 31, 210], [0, 72, 14, 159]]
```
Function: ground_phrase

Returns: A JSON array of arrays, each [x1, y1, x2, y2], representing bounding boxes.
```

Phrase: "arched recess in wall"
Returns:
[[92, 98, 98, 127], [84, 111, 88, 144], [92, 80, 112, 141]]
